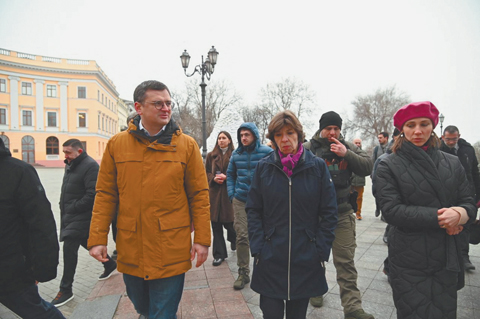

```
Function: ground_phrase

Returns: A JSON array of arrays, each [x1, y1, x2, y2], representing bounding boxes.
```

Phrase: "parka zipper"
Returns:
[[267, 158, 312, 301], [287, 177, 292, 301]]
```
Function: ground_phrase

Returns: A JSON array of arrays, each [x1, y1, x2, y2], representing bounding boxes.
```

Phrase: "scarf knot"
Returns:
[[278, 144, 303, 177]]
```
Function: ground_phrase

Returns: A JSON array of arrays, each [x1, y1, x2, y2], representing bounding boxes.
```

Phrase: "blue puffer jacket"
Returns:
[[246, 149, 338, 300], [227, 123, 273, 203]]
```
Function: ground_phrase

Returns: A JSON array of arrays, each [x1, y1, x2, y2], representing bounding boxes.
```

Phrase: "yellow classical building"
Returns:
[[0, 48, 124, 166]]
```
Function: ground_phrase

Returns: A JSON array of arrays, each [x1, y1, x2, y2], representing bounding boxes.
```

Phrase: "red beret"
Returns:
[[393, 101, 439, 131]]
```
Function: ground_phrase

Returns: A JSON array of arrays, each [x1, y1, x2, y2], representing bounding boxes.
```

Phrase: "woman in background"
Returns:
[[205, 131, 236, 266]]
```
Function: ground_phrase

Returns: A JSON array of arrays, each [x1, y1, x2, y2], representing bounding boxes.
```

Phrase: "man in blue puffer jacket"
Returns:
[[227, 122, 273, 289]]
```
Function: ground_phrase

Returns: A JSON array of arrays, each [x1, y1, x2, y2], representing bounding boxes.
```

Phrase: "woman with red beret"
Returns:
[[373, 101, 476, 318]]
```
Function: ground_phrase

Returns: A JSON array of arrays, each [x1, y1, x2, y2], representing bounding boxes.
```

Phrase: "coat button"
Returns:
[[145, 275, 149, 279]]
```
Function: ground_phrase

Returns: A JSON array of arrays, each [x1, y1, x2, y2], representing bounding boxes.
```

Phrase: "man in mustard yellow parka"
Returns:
[[88, 80, 211, 319]]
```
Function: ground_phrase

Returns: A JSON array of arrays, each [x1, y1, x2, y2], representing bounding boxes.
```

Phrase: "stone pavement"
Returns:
[[1, 168, 479, 318]]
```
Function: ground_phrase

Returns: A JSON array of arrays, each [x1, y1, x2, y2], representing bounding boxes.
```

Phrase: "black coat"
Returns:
[[206, 148, 234, 223], [59, 152, 99, 241], [374, 141, 476, 318], [246, 149, 338, 300], [440, 138, 480, 201], [0, 139, 59, 296]]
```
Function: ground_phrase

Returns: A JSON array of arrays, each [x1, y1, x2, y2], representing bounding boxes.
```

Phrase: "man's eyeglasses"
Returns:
[[144, 100, 175, 110], [444, 137, 458, 142]]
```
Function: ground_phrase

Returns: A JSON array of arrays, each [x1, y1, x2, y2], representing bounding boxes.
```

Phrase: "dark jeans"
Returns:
[[60, 238, 113, 291], [123, 273, 185, 319], [259, 295, 309, 319], [211, 221, 236, 259], [0, 283, 65, 319]]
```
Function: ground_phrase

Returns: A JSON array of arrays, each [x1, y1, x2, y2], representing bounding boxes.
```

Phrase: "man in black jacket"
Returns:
[[441, 125, 480, 270], [51, 139, 116, 307], [0, 139, 65, 319]]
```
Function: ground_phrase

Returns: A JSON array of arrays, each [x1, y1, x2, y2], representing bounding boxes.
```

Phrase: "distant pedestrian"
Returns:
[[247, 111, 337, 319], [441, 125, 480, 271], [52, 139, 117, 307], [374, 101, 476, 318], [351, 138, 365, 220], [227, 122, 273, 290], [372, 132, 389, 163], [206, 131, 237, 266], [88, 80, 211, 318], [0, 138, 65, 319]]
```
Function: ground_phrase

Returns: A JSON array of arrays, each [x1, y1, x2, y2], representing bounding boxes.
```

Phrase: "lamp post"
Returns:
[[180, 46, 219, 159], [439, 113, 445, 136]]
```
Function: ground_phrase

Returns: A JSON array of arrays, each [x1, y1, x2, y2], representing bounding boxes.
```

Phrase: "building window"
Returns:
[[98, 114, 101, 129], [46, 136, 59, 155], [47, 112, 57, 127], [78, 86, 86, 99], [22, 110, 32, 126], [22, 82, 32, 95], [78, 112, 87, 127], [46, 84, 57, 97], [0, 79, 6, 92], [0, 108, 6, 125], [0, 135, 9, 149], [98, 90, 100, 101], [102, 93, 104, 105]]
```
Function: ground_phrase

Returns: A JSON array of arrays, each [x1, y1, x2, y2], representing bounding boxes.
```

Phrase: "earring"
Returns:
[[400, 133, 404, 137], [431, 132, 434, 136]]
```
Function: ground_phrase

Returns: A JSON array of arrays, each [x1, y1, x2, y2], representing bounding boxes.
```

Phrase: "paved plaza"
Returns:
[[1, 167, 479, 318]]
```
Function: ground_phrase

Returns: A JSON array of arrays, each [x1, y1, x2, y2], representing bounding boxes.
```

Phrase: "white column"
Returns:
[[59, 81, 68, 132], [8, 76, 19, 130], [35, 80, 45, 130]]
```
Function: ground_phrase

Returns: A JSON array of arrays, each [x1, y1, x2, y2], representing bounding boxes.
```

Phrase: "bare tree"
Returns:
[[172, 79, 242, 145], [473, 141, 480, 167], [346, 85, 410, 144], [260, 77, 315, 120], [238, 77, 316, 142]]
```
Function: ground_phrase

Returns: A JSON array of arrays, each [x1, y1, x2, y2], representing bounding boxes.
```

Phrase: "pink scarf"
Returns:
[[278, 144, 303, 177]]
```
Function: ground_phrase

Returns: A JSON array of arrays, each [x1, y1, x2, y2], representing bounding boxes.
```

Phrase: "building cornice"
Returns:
[[0, 60, 119, 96]]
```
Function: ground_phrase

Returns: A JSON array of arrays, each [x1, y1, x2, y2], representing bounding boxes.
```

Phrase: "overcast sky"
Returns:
[[1, 0, 479, 142]]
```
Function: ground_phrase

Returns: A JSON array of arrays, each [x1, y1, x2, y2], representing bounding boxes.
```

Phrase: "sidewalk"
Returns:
[[1, 172, 479, 318]]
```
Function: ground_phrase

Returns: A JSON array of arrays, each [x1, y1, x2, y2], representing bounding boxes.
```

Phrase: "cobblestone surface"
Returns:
[[1, 168, 479, 318]]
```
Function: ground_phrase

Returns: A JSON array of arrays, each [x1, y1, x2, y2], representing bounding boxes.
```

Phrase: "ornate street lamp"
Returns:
[[439, 113, 445, 135], [180, 46, 219, 159]]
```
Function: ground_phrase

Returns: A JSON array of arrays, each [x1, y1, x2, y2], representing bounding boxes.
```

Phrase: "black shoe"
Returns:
[[99, 259, 117, 280], [230, 241, 236, 251], [383, 235, 388, 244], [51, 290, 74, 307], [375, 209, 380, 217], [212, 258, 224, 266], [464, 257, 476, 271]]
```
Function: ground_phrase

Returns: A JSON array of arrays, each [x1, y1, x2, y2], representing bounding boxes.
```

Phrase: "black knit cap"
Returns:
[[319, 111, 342, 131]]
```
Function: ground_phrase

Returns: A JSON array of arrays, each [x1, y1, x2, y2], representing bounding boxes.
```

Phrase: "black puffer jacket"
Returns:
[[374, 141, 476, 319], [59, 152, 99, 241], [0, 139, 59, 296], [440, 138, 480, 201]]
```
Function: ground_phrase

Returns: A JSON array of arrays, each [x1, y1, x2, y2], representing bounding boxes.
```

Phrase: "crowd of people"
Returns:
[[1, 79, 479, 319]]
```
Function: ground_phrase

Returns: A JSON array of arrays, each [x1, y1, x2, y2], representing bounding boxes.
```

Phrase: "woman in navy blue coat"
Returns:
[[246, 110, 338, 319]]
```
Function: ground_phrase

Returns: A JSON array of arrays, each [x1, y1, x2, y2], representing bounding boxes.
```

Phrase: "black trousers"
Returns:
[[211, 221, 235, 259], [259, 295, 309, 319], [459, 225, 470, 257], [60, 238, 113, 291]]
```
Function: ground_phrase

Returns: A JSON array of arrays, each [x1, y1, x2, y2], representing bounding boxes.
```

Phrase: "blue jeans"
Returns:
[[123, 273, 185, 319], [0, 283, 65, 319]]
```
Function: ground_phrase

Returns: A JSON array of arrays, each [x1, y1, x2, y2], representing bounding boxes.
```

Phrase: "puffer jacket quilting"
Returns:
[[227, 122, 273, 203], [374, 141, 476, 319]]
